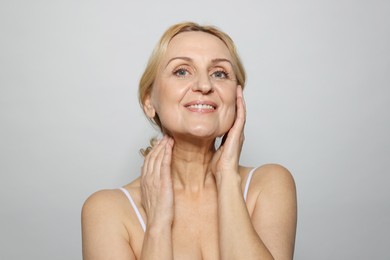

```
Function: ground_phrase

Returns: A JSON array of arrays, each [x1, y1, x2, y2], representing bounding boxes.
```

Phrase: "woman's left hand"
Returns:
[[210, 85, 246, 183]]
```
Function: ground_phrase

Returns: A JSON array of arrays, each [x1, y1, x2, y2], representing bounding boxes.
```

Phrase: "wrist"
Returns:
[[146, 211, 173, 229], [216, 171, 241, 190], [146, 221, 172, 238]]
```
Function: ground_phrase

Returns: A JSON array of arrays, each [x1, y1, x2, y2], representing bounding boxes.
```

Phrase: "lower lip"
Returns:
[[185, 107, 216, 113]]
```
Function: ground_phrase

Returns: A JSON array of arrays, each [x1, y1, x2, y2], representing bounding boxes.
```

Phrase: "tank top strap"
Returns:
[[243, 167, 259, 202], [118, 187, 146, 232]]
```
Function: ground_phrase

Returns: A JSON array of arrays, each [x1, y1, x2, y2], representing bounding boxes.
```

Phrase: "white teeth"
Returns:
[[187, 104, 215, 110]]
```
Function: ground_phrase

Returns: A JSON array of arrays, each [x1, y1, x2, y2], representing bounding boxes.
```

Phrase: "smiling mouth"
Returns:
[[186, 104, 216, 110]]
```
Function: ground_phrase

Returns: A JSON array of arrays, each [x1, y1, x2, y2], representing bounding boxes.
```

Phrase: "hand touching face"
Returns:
[[144, 31, 238, 139]]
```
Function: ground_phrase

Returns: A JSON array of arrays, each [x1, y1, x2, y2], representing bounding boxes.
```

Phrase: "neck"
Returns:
[[170, 137, 216, 192]]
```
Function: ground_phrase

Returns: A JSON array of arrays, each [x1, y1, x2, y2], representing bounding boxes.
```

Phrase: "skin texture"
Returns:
[[82, 31, 297, 260]]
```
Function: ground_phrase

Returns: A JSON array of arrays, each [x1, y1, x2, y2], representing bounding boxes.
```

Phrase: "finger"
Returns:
[[160, 137, 174, 185], [236, 86, 246, 145], [142, 136, 167, 179], [234, 85, 246, 133], [149, 136, 169, 182], [224, 86, 246, 146], [147, 136, 168, 176]]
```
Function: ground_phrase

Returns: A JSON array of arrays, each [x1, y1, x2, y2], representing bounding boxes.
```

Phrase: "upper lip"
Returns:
[[183, 100, 218, 109]]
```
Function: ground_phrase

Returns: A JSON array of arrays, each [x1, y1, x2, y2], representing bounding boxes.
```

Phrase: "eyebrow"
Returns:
[[211, 58, 233, 65], [165, 57, 233, 68], [165, 57, 192, 67]]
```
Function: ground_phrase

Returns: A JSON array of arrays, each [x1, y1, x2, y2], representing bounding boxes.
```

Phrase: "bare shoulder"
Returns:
[[249, 164, 297, 259], [82, 189, 124, 217], [242, 163, 297, 219], [81, 189, 130, 241], [256, 164, 295, 186], [81, 187, 140, 260], [82, 177, 141, 215], [251, 164, 296, 194], [82, 177, 142, 225]]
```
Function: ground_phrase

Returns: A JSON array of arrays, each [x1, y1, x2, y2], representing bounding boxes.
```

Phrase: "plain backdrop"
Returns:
[[1, 0, 389, 259]]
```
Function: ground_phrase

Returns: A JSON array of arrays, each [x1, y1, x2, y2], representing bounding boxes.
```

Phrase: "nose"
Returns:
[[192, 73, 214, 94]]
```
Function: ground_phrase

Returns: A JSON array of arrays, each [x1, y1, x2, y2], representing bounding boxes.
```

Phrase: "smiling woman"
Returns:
[[139, 23, 246, 134], [81, 22, 297, 260], [145, 31, 238, 139]]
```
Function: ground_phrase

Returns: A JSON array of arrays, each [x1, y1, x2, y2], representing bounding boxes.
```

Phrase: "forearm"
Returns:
[[140, 223, 173, 260], [217, 174, 273, 260]]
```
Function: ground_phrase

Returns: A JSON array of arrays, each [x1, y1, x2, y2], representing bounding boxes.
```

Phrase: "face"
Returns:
[[144, 31, 238, 139]]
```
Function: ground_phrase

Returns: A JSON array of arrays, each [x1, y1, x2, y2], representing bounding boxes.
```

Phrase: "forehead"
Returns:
[[164, 31, 232, 60]]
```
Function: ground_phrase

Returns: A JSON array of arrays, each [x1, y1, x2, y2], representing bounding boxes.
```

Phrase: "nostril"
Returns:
[[191, 74, 214, 93], [192, 83, 214, 94]]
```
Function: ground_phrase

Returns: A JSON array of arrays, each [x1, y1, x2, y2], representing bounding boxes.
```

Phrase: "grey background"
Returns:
[[1, 0, 389, 259]]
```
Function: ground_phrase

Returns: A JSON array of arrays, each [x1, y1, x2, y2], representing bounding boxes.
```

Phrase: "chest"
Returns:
[[171, 196, 219, 259], [130, 194, 220, 259]]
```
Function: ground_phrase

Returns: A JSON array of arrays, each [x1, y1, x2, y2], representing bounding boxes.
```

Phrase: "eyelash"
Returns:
[[173, 67, 190, 77], [173, 67, 230, 79], [212, 69, 230, 79]]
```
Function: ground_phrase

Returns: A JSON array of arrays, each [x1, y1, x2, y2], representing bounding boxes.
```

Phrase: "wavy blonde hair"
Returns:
[[138, 22, 246, 132]]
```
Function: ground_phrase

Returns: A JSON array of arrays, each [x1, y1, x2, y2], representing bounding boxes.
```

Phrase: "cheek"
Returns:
[[151, 79, 189, 113], [225, 105, 236, 127], [219, 91, 237, 130], [150, 83, 169, 112], [150, 85, 183, 127], [220, 86, 237, 109]]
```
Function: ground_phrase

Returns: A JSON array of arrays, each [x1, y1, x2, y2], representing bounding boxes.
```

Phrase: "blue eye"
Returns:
[[212, 70, 229, 79], [174, 68, 189, 77]]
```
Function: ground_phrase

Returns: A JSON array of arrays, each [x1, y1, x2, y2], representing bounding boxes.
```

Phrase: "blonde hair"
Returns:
[[138, 22, 246, 131]]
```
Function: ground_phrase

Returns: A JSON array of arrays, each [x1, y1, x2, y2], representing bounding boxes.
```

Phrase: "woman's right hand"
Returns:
[[141, 135, 175, 228]]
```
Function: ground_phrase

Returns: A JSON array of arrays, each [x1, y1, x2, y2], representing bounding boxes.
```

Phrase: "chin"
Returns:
[[161, 119, 232, 140], [185, 127, 230, 141]]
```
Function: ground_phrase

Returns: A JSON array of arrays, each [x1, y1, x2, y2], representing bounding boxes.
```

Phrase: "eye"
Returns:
[[211, 69, 229, 79], [173, 67, 190, 77]]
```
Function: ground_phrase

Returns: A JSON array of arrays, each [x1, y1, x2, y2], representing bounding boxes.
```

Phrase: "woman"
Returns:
[[82, 22, 297, 259]]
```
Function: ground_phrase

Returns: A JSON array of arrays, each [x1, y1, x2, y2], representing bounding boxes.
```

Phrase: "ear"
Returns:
[[143, 95, 156, 118]]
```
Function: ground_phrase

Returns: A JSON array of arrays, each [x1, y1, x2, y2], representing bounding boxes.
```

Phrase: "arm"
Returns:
[[217, 172, 274, 259], [211, 86, 297, 259], [139, 136, 175, 260], [217, 166, 297, 260], [81, 190, 136, 260], [82, 136, 175, 260], [250, 165, 297, 259]]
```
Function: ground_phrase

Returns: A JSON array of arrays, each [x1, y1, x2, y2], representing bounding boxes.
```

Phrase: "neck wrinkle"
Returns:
[[170, 140, 216, 192]]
